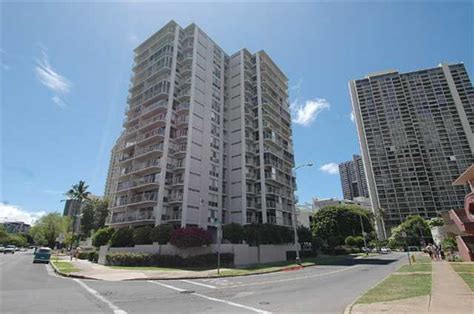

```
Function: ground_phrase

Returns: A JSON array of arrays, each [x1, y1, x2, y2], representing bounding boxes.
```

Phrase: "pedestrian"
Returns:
[[70, 247, 76, 261], [425, 244, 434, 260], [436, 244, 442, 261]]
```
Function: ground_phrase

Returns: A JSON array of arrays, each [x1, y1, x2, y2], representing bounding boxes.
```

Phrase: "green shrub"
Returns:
[[77, 252, 90, 260], [223, 223, 245, 244], [297, 226, 312, 244], [133, 226, 152, 245], [170, 227, 212, 248], [345, 236, 356, 247], [243, 224, 294, 246], [92, 227, 114, 248], [88, 251, 98, 263], [105, 252, 234, 268], [150, 224, 173, 244], [353, 236, 365, 249], [109, 228, 135, 247]]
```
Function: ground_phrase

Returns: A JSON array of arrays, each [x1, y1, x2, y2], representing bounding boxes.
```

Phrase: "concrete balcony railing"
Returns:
[[116, 174, 160, 192], [135, 143, 164, 156]]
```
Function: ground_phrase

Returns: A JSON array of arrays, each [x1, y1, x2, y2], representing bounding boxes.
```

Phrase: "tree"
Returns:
[[29, 213, 69, 248], [65, 180, 91, 203], [345, 236, 356, 247], [80, 202, 95, 237], [428, 217, 444, 228], [297, 226, 312, 244], [170, 227, 212, 248], [388, 215, 432, 249], [109, 228, 134, 247], [312, 204, 373, 250], [93, 198, 109, 230], [92, 227, 114, 247], [133, 226, 152, 245], [7, 234, 28, 247], [150, 224, 173, 244], [353, 236, 365, 249], [223, 223, 245, 244]]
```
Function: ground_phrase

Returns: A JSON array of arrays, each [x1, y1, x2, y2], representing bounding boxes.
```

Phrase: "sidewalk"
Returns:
[[52, 256, 228, 281], [350, 260, 473, 314]]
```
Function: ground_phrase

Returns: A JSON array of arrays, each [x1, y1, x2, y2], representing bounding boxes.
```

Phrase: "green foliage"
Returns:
[[312, 204, 373, 250], [345, 236, 356, 247], [243, 224, 293, 246], [388, 215, 432, 249], [150, 224, 173, 244], [428, 217, 444, 228], [223, 223, 245, 244], [442, 237, 458, 252], [353, 236, 365, 248], [92, 227, 114, 248], [109, 228, 135, 247], [133, 226, 153, 245], [170, 227, 212, 248], [80, 202, 95, 237], [92, 199, 109, 230], [88, 251, 98, 263], [29, 213, 69, 248], [65, 180, 91, 202], [3, 234, 28, 247], [105, 252, 234, 268], [297, 226, 312, 244]]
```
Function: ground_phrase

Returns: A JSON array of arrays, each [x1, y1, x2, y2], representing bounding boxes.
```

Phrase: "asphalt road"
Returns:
[[1, 250, 407, 313]]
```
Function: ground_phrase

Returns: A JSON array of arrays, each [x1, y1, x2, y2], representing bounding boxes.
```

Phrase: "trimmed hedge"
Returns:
[[105, 252, 234, 268], [92, 227, 114, 248]]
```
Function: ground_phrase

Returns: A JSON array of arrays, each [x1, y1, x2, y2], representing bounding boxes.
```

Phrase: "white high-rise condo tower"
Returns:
[[105, 21, 295, 231], [350, 63, 474, 239]]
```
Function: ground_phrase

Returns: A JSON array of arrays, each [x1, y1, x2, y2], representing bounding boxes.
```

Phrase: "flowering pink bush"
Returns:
[[170, 227, 212, 248]]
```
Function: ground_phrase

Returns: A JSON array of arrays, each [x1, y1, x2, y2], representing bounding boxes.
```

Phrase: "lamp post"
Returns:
[[292, 162, 314, 265]]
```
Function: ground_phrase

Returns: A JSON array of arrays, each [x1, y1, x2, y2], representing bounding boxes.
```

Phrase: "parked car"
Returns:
[[0, 246, 4, 253], [4, 245, 16, 254], [380, 247, 392, 254], [33, 247, 52, 263]]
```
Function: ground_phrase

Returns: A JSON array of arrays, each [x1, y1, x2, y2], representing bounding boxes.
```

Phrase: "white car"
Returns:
[[380, 247, 392, 254], [0, 246, 4, 253]]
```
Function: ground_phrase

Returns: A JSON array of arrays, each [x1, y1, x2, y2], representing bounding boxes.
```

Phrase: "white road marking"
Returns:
[[181, 279, 216, 289], [73, 279, 127, 314], [221, 264, 361, 289], [148, 280, 270, 314]]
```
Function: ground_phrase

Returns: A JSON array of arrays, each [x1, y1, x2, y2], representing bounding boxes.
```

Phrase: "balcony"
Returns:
[[176, 103, 190, 111], [116, 174, 160, 192], [136, 127, 165, 144], [168, 194, 183, 203], [139, 113, 167, 131], [119, 158, 161, 177], [109, 212, 155, 226], [135, 143, 164, 158], [141, 99, 168, 119]]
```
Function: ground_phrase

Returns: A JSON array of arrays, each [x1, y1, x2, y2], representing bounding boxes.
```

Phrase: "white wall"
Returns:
[[99, 243, 297, 266]]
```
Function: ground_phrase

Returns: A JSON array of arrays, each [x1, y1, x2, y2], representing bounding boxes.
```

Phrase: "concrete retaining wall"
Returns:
[[99, 243, 298, 266]]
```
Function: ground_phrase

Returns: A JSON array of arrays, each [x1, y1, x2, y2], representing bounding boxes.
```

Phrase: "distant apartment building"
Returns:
[[63, 196, 102, 233], [339, 154, 369, 200], [105, 21, 295, 230], [312, 197, 342, 211], [350, 63, 474, 238], [2, 221, 30, 234]]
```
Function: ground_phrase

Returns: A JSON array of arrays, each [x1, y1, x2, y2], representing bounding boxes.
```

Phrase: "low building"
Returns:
[[296, 204, 314, 228], [447, 164, 474, 261], [2, 221, 30, 234], [312, 198, 342, 211]]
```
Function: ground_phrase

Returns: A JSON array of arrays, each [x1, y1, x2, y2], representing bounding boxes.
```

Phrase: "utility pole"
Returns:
[[217, 218, 222, 276]]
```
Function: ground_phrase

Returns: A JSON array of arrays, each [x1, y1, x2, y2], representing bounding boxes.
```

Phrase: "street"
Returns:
[[1, 251, 407, 313]]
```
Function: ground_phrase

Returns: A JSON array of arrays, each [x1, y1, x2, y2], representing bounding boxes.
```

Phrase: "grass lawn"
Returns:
[[458, 273, 474, 291], [450, 263, 474, 291], [357, 274, 432, 304], [51, 260, 80, 273], [397, 263, 432, 273], [107, 255, 354, 275]]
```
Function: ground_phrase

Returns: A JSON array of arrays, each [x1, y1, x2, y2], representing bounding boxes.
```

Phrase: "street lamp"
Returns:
[[292, 162, 314, 265]]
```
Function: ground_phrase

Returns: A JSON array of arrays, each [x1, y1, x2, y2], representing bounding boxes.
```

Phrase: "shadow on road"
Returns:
[[314, 256, 399, 266]]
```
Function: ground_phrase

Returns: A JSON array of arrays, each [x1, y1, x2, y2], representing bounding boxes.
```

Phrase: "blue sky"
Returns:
[[1, 1, 472, 223]]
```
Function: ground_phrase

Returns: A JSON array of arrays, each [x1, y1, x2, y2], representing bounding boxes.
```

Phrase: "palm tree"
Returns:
[[65, 180, 91, 203], [64, 180, 91, 249]]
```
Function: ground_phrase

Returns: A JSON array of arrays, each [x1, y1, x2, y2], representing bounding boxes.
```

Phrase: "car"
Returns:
[[4, 245, 16, 254], [0, 246, 4, 253], [33, 247, 52, 263], [380, 247, 392, 254]]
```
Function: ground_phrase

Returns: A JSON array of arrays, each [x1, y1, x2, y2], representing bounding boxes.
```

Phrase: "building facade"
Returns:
[[339, 154, 369, 200], [1, 221, 30, 234], [106, 21, 295, 230], [350, 63, 474, 238]]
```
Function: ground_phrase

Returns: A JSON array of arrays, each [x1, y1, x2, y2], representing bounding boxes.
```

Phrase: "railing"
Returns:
[[139, 113, 166, 129], [135, 143, 163, 156], [117, 175, 160, 192], [141, 99, 168, 116], [137, 128, 165, 142]]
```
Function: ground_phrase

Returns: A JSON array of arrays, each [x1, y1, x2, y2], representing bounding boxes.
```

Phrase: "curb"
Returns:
[[50, 260, 99, 281], [125, 263, 310, 281]]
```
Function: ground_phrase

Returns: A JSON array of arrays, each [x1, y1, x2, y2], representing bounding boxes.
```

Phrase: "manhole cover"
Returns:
[[180, 290, 195, 294], [259, 301, 270, 305]]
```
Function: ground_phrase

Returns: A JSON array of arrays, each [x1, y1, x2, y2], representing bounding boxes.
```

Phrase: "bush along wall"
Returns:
[[105, 252, 234, 268]]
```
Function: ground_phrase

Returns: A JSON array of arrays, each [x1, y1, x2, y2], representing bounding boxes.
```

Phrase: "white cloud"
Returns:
[[35, 48, 71, 107], [0, 203, 46, 225], [52, 95, 67, 108], [350, 111, 355, 122], [291, 98, 330, 126], [320, 163, 339, 175]]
